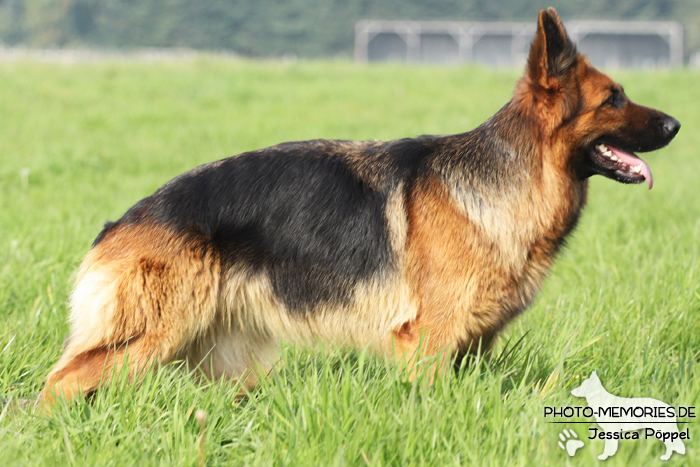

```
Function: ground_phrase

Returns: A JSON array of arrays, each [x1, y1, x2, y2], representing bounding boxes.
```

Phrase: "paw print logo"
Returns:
[[558, 428, 584, 457]]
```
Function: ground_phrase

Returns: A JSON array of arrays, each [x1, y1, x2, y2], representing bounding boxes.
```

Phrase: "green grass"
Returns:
[[0, 58, 699, 466]]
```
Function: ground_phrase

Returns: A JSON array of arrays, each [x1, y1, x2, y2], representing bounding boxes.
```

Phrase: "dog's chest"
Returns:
[[404, 175, 585, 332]]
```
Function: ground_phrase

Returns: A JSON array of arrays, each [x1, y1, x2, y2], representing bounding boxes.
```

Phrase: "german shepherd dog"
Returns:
[[40, 9, 680, 405]]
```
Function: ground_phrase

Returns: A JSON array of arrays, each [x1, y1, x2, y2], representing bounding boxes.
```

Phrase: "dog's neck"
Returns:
[[435, 101, 586, 232], [432, 102, 536, 193], [582, 384, 609, 408]]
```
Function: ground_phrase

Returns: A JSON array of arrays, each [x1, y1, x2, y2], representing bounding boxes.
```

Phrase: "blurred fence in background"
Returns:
[[355, 20, 684, 68]]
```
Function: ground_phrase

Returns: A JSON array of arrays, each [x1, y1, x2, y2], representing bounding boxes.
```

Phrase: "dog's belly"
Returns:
[[216, 264, 418, 354]]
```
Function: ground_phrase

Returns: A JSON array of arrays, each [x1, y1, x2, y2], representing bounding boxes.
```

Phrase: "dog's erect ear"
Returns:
[[591, 370, 598, 380], [527, 8, 577, 87]]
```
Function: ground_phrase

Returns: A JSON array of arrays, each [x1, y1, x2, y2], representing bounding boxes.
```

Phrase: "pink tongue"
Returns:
[[608, 146, 653, 189]]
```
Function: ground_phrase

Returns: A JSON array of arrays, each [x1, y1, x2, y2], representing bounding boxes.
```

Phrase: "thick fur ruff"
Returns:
[[41, 8, 679, 404]]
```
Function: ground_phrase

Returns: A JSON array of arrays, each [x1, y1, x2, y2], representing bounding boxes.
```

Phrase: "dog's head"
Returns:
[[570, 370, 602, 398], [516, 8, 680, 189]]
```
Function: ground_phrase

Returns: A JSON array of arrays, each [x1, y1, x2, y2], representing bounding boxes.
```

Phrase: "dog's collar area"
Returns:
[[591, 143, 653, 189]]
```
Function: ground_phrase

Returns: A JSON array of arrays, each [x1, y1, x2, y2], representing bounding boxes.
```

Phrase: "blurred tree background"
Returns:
[[0, 0, 699, 59]]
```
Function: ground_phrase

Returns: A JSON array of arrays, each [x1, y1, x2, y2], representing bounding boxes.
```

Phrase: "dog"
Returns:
[[571, 371, 686, 460], [39, 8, 679, 406]]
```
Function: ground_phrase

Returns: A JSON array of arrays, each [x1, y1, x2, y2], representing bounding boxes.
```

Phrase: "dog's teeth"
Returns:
[[610, 155, 618, 161], [603, 150, 612, 157], [633, 164, 642, 174], [596, 144, 607, 152]]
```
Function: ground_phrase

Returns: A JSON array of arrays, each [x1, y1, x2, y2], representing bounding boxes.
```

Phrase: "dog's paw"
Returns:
[[558, 429, 584, 457]]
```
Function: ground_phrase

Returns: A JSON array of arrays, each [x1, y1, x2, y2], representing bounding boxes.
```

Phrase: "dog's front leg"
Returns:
[[390, 316, 460, 383]]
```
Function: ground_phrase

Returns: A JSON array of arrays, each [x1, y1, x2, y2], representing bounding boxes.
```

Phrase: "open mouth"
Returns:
[[590, 143, 653, 189]]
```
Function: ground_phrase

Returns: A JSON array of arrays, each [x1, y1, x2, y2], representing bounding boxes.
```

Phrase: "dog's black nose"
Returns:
[[662, 117, 681, 138]]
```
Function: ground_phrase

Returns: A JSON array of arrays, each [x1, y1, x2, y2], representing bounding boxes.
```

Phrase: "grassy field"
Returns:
[[0, 58, 698, 466]]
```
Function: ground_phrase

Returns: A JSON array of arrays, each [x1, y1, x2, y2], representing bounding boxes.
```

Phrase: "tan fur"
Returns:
[[397, 164, 585, 363]]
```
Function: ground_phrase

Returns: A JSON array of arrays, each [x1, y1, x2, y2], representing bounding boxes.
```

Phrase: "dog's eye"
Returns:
[[602, 89, 625, 109]]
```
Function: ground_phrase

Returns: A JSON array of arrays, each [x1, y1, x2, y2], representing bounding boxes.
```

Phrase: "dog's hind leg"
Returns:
[[41, 228, 221, 406], [42, 337, 163, 404]]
